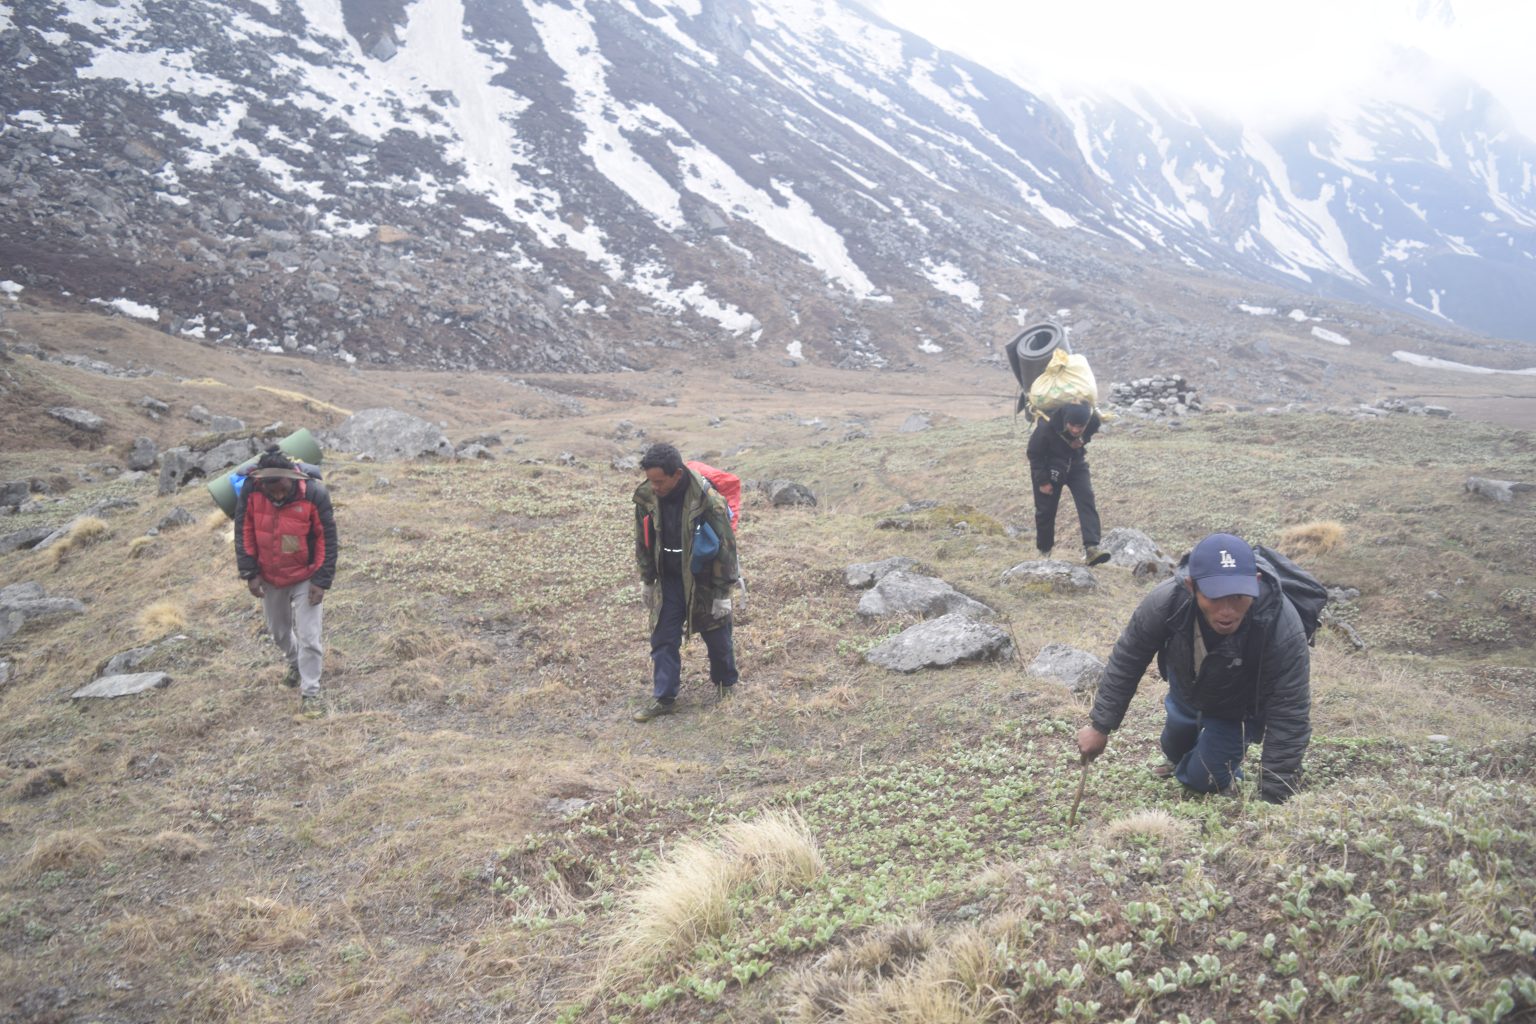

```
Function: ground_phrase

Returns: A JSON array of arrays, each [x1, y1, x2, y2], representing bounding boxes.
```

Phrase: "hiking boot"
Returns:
[[1085, 546, 1110, 567], [281, 665, 301, 689], [1150, 762, 1176, 780], [1037, 549, 1053, 561], [633, 699, 675, 723], [299, 695, 326, 720]]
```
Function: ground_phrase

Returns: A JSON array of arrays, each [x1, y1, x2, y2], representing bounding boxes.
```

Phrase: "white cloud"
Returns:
[[866, 0, 1536, 138]]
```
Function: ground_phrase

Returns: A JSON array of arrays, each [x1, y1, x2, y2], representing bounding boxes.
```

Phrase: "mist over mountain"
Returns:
[[1, 0, 1532, 382]]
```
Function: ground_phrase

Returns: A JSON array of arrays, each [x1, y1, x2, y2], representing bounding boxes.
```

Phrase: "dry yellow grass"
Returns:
[[104, 912, 169, 959], [252, 384, 352, 417], [800, 919, 1023, 1024], [187, 894, 317, 953], [22, 828, 108, 875], [1278, 519, 1346, 558], [127, 535, 157, 558], [616, 839, 735, 970], [1099, 808, 1191, 845], [720, 809, 824, 889], [136, 599, 186, 639], [41, 515, 110, 569], [181, 972, 260, 1022], [614, 809, 824, 973]]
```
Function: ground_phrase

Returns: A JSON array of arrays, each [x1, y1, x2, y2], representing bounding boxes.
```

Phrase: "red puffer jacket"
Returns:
[[236, 480, 339, 589]]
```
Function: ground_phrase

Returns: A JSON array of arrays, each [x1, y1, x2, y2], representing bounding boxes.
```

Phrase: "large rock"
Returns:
[[857, 571, 995, 619], [1464, 476, 1533, 503], [761, 480, 817, 507], [1101, 527, 1178, 579], [126, 436, 158, 471], [1026, 644, 1105, 694], [0, 586, 85, 641], [99, 645, 156, 677], [0, 582, 47, 604], [1001, 559, 1100, 593], [47, 407, 106, 433], [72, 672, 171, 699], [844, 556, 918, 589], [327, 408, 453, 460], [1, 480, 30, 508], [158, 437, 263, 493], [865, 613, 1015, 672], [0, 526, 55, 555]]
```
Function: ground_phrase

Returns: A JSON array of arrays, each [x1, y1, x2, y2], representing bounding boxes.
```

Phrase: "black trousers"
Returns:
[[1032, 458, 1102, 553]]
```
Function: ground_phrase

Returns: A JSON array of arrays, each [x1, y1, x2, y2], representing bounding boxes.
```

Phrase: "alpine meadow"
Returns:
[[3, 0, 1536, 1021]]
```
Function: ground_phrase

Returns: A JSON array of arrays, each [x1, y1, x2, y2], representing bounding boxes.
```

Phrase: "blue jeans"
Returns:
[[1161, 692, 1262, 793], [651, 572, 737, 701]]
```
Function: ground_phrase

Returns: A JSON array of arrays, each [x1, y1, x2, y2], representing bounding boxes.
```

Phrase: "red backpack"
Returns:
[[687, 461, 741, 525]]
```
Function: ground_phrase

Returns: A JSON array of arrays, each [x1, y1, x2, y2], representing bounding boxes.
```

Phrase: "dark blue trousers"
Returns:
[[651, 572, 737, 701], [1161, 692, 1263, 793]]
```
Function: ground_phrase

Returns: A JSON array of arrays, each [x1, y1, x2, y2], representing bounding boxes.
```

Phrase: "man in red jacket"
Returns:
[[235, 447, 339, 719]]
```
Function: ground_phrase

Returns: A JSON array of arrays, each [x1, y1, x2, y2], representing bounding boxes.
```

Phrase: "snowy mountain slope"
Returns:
[[1045, 71, 1536, 340], [0, 0, 1531, 377]]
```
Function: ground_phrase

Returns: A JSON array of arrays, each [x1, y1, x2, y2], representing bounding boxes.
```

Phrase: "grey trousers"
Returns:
[[262, 578, 324, 697]]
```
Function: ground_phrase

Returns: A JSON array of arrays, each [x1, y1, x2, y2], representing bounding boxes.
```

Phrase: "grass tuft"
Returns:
[[23, 828, 108, 874], [617, 838, 736, 968], [1099, 808, 1191, 844], [614, 809, 824, 974], [136, 599, 186, 639], [720, 808, 824, 889], [1277, 519, 1346, 558], [41, 515, 110, 570]]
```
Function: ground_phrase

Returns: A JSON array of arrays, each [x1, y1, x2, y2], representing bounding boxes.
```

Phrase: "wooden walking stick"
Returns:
[[1068, 754, 1090, 827]]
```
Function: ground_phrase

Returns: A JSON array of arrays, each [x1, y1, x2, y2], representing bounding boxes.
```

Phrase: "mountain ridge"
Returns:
[[0, 0, 1532, 385]]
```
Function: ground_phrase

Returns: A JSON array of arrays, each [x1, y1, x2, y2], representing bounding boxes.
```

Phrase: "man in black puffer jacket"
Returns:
[[1076, 533, 1312, 804], [1026, 402, 1110, 566]]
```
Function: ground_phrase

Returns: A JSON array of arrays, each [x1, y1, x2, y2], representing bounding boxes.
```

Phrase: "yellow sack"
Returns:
[[1027, 349, 1098, 415]]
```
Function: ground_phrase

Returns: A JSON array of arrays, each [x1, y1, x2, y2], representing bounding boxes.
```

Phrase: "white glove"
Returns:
[[642, 583, 656, 611], [711, 597, 732, 618]]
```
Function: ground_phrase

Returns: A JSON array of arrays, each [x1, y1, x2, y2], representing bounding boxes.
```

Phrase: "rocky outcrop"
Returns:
[[325, 408, 453, 460], [856, 571, 995, 619], [864, 613, 1015, 673]]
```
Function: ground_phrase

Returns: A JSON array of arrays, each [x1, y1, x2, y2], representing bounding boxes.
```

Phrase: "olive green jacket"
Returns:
[[633, 468, 740, 634]]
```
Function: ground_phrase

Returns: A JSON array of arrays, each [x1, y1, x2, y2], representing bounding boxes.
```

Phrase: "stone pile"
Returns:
[[1106, 375, 1201, 420]]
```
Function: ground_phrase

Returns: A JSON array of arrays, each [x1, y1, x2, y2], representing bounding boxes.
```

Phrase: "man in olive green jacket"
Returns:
[[632, 443, 741, 721]]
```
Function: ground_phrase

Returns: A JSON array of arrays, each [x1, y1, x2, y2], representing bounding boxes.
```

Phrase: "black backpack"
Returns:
[[1254, 544, 1329, 645]]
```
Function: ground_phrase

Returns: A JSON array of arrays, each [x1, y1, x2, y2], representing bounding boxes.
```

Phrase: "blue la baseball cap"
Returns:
[[1188, 533, 1259, 599]]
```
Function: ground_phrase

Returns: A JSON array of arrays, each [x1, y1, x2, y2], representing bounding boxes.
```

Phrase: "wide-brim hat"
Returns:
[[247, 466, 306, 480]]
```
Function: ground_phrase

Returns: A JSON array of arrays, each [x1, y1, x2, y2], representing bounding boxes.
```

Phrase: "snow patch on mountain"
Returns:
[[1392, 352, 1536, 374]]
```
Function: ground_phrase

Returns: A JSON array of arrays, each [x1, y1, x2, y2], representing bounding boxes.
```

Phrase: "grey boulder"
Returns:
[[865, 614, 1015, 672]]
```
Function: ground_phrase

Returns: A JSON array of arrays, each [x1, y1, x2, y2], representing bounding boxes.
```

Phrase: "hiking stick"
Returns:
[[1067, 755, 1090, 827]]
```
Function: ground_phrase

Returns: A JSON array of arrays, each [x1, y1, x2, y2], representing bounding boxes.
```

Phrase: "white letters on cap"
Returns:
[[1219, 550, 1237, 568]]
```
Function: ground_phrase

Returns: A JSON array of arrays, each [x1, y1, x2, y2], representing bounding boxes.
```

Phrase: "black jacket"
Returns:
[[1026, 407, 1101, 488], [1088, 554, 1312, 802]]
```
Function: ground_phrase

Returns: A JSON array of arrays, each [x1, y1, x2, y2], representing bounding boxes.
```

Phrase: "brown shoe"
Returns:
[[1150, 763, 1176, 780]]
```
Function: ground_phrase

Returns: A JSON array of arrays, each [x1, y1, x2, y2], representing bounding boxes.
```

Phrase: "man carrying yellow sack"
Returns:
[[1027, 402, 1110, 566]]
